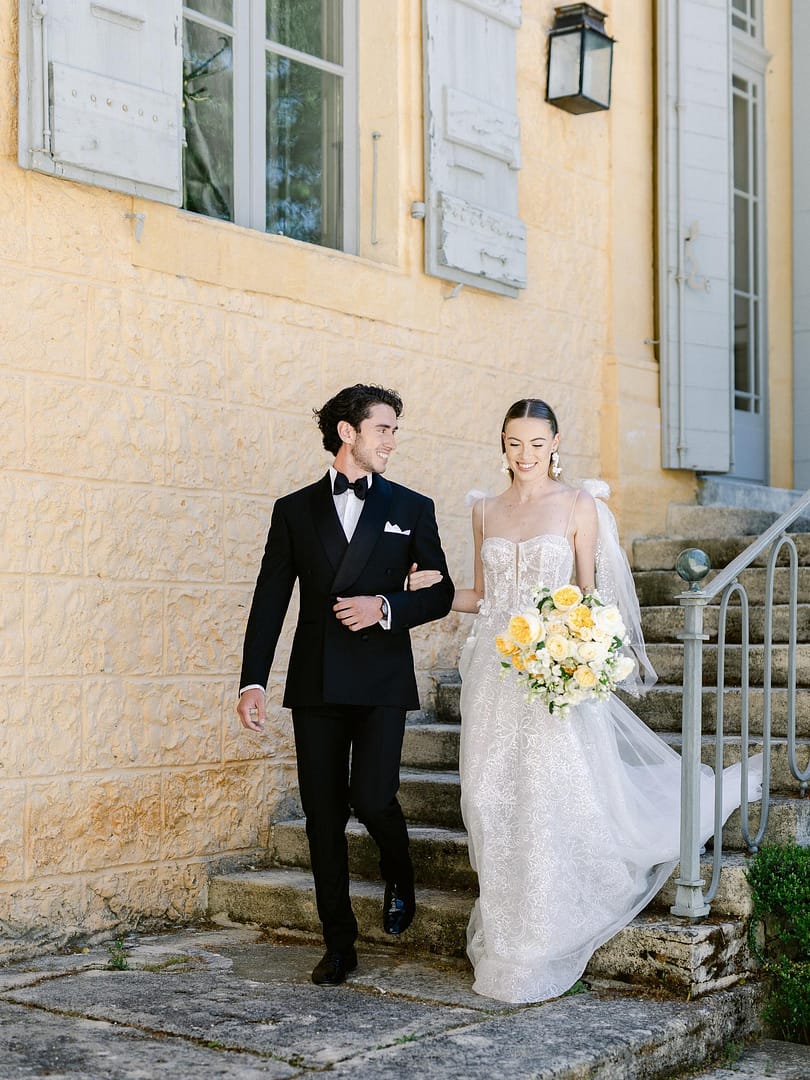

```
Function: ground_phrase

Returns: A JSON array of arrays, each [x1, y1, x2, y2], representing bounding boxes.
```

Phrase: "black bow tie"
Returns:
[[333, 472, 368, 500]]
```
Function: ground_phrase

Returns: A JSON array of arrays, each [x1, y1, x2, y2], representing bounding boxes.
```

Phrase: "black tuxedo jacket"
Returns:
[[240, 473, 454, 710]]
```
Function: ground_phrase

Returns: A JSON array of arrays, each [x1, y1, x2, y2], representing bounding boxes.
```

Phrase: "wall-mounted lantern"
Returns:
[[546, 4, 614, 114]]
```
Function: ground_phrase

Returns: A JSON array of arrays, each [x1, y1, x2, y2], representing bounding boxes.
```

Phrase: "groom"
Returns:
[[237, 384, 454, 985]]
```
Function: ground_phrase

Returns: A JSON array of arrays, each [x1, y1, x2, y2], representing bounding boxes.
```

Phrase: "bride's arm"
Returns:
[[407, 500, 485, 613], [451, 499, 485, 612], [572, 491, 599, 594]]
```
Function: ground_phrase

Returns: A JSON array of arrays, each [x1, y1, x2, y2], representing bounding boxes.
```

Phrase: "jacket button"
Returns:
[[361, 633, 369, 641]]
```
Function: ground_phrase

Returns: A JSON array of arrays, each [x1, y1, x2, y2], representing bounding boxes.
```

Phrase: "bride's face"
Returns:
[[503, 417, 560, 480]]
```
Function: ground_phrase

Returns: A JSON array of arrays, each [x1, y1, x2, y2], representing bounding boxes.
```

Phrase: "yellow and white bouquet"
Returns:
[[496, 584, 636, 715]]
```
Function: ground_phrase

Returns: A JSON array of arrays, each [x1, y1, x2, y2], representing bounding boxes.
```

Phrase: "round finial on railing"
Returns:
[[675, 548, 711, 591]]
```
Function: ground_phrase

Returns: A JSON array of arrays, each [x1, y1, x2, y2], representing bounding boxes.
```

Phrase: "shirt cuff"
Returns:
[[376, 595, 392, 631], [239, 684, 266, 697]]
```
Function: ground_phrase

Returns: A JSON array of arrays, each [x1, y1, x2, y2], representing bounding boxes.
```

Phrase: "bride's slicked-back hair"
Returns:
[[315, 384, 403, 455], [501, 399, 559, 441]]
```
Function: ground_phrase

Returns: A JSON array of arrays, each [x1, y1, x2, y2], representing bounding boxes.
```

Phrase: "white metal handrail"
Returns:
[[670, 490, 810, 920]]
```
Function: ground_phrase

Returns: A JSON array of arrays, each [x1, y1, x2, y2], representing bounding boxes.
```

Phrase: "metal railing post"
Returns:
[[671, 594, 711, 918]]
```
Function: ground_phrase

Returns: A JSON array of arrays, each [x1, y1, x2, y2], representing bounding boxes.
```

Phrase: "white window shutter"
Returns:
[[657, 0, 732, 470], [18, 0, 183, 206], [422, 0, 526, 298]]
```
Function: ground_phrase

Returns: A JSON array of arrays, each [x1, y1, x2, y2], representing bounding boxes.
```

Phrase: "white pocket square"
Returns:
[[384, 521, 411, 535]]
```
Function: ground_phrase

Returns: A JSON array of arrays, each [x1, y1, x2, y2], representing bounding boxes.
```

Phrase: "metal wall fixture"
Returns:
[[546, 4, 614, 114]]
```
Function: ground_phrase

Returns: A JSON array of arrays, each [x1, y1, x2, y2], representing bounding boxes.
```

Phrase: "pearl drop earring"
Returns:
[[550, 451, 562, 479], [501, 453, 511, 475]]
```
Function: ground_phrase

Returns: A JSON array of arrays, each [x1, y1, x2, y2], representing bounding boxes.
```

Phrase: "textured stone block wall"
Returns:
[[0, 0, 695, 953]]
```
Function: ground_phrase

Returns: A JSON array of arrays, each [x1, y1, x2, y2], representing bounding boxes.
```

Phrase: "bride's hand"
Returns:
[[406, 562, 444, 591]]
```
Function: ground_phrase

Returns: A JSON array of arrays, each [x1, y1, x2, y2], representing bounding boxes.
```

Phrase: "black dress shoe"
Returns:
[[311, 948, 358, 986], [383, 881, 416, 935]]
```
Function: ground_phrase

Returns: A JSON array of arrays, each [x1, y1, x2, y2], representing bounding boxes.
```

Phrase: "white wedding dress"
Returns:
[[458, 499, 760, 1004]]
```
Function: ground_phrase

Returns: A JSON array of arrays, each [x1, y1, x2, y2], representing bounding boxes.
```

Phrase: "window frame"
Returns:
[[181, 0, 358, 253], [730, 18, 769, 419]]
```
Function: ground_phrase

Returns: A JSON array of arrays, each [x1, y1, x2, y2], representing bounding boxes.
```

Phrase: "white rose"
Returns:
[[613, 655, 636, 683], [577, 640, 609, 665], [593, 604, 626, 639]]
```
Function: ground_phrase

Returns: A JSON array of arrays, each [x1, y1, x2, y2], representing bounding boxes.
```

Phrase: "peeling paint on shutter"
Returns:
[[423, 0, 526, 297], [18, 0, 183, 206], [657, 0, 732, 471]]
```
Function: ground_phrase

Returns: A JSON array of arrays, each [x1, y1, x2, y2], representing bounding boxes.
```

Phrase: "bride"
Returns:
[[409, 398, 759, 1004]]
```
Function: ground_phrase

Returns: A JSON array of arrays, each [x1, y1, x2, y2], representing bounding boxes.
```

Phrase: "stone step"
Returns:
[[717, 795, 810, 849], [586, 915, 756, 997], [399, 769, 462, 829], [433, 669, 462, 724], [267, 818, 755, 921], [401, 764, 809, 850], [625, 685, 810, 738], [207, 867, 755, 996], [652, 853, 754, 920], [645, 642, 810, 686], [696, 477, 807, 514], [208, 867, 471, 958], [633, 566, 810, 606], [661, 734, 810, 799], [401, 722, 460, 771], [266, 818, 477, 891], [631, 533, 810, 572], [665, 504, 810, 538], [641, 604, 810, 645]]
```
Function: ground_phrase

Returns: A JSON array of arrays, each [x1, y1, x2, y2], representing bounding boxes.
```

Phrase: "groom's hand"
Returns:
[[237, 688, 266, 731], [333, 595, 383, 631]]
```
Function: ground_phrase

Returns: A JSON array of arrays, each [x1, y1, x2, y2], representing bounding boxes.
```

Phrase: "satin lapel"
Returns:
[[311, 473, 347, 572], [331, 475, 392, 595]]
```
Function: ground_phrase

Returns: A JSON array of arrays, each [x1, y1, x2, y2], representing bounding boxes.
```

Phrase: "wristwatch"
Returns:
[[379, 597, 389, 621]]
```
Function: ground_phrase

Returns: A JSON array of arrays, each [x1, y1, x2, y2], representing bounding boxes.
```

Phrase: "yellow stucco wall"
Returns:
[[2, 0, 783, 950], [764, 0, 794, 490]]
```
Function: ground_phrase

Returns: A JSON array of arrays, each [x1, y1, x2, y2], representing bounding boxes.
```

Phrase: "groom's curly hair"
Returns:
[[315, 384, 403, 455]]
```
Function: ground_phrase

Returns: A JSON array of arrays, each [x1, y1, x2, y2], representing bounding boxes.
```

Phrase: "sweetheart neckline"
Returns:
[[482, 534, 570, 548]]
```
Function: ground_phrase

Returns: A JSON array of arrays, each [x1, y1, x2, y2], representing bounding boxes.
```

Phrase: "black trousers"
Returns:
[[292, 704, 412, 954]]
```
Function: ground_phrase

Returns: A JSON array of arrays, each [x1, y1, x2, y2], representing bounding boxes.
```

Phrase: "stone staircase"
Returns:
[[209, 500, 810, 1006]]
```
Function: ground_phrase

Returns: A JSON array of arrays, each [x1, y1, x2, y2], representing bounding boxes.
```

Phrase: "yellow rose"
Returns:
[[546, 621, 567, 638], [546, 634, 570, 662], [574, 665, 598, 689], [511, 652, 526, 672], [552, 585, 583, 612], [566, 605, 594, 632], [496, 635, 517, 657], [508, 612, 542, 646]]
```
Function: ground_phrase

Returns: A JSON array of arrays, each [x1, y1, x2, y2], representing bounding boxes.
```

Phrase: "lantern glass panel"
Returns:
[[581, 27, 612, 107], [547, 30, 582, 100]]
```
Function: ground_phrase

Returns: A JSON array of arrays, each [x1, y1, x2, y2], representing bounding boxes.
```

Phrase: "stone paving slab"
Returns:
[[689, 1038, 809, 1079], [0, 1000, 296, 1079], [321, 985, 764, 1080], [0, 927, 775, 1080]]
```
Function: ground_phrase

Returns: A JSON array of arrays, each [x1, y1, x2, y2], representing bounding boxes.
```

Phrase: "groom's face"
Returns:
[[349, 404, 398, 475]]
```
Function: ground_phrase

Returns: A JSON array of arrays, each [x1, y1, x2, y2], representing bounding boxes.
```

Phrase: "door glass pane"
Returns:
[[186, 0, 233, 26], [734, 194, 749, 292], [266, 0, 343, 64], [734, 295, 751, 412], [266, 53, 343, 249], [183, 19, 235, 221], [733, 90, 748, 193]]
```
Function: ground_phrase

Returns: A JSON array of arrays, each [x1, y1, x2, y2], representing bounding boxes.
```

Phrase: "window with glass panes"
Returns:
[[731, 10, 766, 418], [182, 0, 356, 251]]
